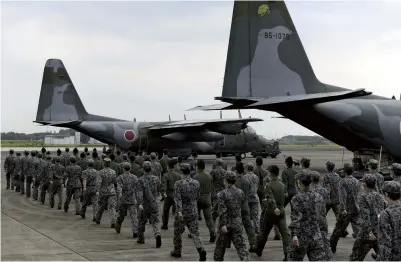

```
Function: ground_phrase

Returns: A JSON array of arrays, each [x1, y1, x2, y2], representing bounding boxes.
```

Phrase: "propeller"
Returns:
[[220, 111, 222, 119], [238, 110, 242, 119], [184, 114, 186, 120], [169, 115, 171, 121]]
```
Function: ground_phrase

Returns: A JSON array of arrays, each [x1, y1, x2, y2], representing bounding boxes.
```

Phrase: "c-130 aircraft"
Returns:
[[34, 59, 274, 159], [192, 0, 401, 166]]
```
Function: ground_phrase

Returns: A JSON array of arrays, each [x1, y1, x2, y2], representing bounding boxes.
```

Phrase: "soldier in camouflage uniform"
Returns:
[[80, 159, 99, 221], [364, 159, 385, 194], [288, 171, 326, 261], [391, 163, 401, 183], [150, 153, 162, 179], [212, 152, 228, 170], [95, 158, 117, 227], [160, 149, 171, 176], [40, 155, 53, 204], [189, 152, 198, 176], [4, 149, 15, 190], [282, 156, 297, 208], [349, 174, 385, 261], [137, 161, 162, 247], [170, 163, 206, 260], [244, 163, 261, 235], [136, 151, 144, 167], [211, 159, 228, 222], [330, 163, 361, 253], [161, 159, 181, 230], [129, 155, 143, 178], [213, 171, 250, 262], [77, 152, 88, 172], [175, 156, 183, 174], [115, 162, 139, 238], [310, 171, 333, 261], [118, 154, 130, 174], [231, 154, 242, 172], [62, 148, 71, 167], [63, 156, 82, 214], [20, 150, 30, 195], [25, 151, 37, 198], [12, 152, 22, 192], [376, 181, 401, 261], [49, 156, 65, 209], [33, 153, 46, 201]]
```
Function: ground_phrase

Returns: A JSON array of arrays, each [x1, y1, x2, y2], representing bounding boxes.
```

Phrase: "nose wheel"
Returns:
[[241, 153, 246, 159]]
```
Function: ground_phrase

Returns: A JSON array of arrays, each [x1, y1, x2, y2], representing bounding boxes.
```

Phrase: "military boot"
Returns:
[[63, 202, 69, 213], [170, 251, 181, 258], [156, 234, 162, 248], [114, 223, 121, 233], [283, 253, 288, 261], [137, 232, 145, 244], [197, 248, 206, 261], [209, 232, 216, 243]]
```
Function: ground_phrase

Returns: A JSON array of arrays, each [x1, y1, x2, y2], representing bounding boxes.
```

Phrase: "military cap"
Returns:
[[226, 171, 237, 181], [104, 158, 111, 163], [143, 161, 151, 169], [9, 149, 14, 154], [391, 163, 401, 174], [326, 161, 335, 169], [37, 153, 43, 158], [383, 181, 401, 194], [16, 152, 21, 156], [24, 150, 29, 155], [368, 159, 379, 167], [309, 170, 321, 181], [122, 162, 131, 170], [87, 159, 94, 164], [46, 155, 52, 160], [297, 170, 312, 183], [150, 153, 156, 159], [360, 173, 376, 184]]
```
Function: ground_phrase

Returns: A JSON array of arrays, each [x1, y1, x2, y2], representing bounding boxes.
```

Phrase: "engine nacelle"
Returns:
[[210, 123, 244, 135], [162, 131, 224, 142]]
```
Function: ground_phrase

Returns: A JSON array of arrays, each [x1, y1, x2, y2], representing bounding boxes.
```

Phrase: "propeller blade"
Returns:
[[169, 115, 171, 121], [238, 110, 242, 119], [184, 114, 186, 120], [220, 111, 222, 119]]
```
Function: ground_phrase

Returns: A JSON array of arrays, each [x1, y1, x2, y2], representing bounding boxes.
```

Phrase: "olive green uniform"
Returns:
[[194, 171, 215, 236], [161, 170, 181, 228], [281, 167, 298, 207]]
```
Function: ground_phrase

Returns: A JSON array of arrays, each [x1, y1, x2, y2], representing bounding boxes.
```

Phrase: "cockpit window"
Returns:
[[247, 126, 256, 133]]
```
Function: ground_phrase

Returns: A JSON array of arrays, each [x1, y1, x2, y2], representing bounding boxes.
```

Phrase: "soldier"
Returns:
[[213, 171, 250, 262], [161, 159, 182, 230], [212, 152, 227, 170], [282, 156, 297, 208], [63, 156, 83, 214], [376, 181, 401, 261], [391, 163, 401, 183], [330, 163, 361, 253], [77, 152, 88, 172], [41, 147, 46, 155], [25, 151, 37, 198], [62, 148, 71, 167], [72, 148, 79, 158], [349, 174, 385, 261], [4, 149, 15, 190], [193, 159, 216, 242], [189, 152, 198, 172], [49, 156, 65, 210], [295, 157, 311, 192], [211, 159, 228, 222], [365, 159, 384, 194], [92, 151, 103, 171], [20, 150, 30, 195], [160, 149, 171, 176], [255, 165, 290, 260], [84, 147, 89, 156], [136, 151, 144, 167], [40, 155, 53, 204], [118, 154, 130, 173], [12, 152, 22, 192], [170, 163, 206, 260], [231, 154, 242, 171], [109, 154, 121, 175], [80, 159, 99, 220], [288, 170, 326, 261], [137, 161, 162, 247], [176, 156, 183, 174], [254, 157, 269, 205], [244, 163, 261, 235], [150, 153, 162, 179], [310, 171, 333, 261], [115, 162, 140, 238], [129, 155, 143, 178], [33, 153, 46, 201], [94, 158, 117, 227], [56, 148, 62, 157], [115, 150, 123, 163]]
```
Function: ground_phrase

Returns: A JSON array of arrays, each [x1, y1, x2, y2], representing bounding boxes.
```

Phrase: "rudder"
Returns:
[[36, 59, 88, 122], [222, 1, 324, 99]]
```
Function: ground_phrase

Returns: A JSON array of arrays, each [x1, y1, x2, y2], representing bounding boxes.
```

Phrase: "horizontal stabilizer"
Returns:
[[33, 120, 82, 127], [271, 116, 287, 119], [187, 103, 236, 111], [245, 89, 371, 108]]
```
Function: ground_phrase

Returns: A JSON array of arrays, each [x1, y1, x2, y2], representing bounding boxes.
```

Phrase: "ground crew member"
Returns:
[[391, 163, 401, 183], [212, 152, 227, 170], [33, 153, 46, 201], [77, 152, 88, 171], [349, 173, 385, 261], [189, 152, 198, 175], [62, 148, 71, 167], [80, 159, 99, 221], [288, 170, 326, 261], [375, 181, 401, 261], [161, 159, 181, 230], [26, 151, 37, 198], [128, 155, 143, 178], [255, 165, 290, 261], [4, 149, 15, 190], [282, 156, 297, 208], [330, 163, 361, 253], [211, 159, 227, 222], [63, 156, 82, 214], [95, 158, 118, 227], [295, 157, 311, 192], [72, 148, 79, 159], [193, 159, 216, 242], [115, 162, 140, 238], [12, 152, 22, 192], [213, 171, 250, 262], [115, 150, 123, 163], [136, 151, 144, 167], [40, 155, 53, 204], [137, 161, 162, 247], [244, 163, 261, 235], [253, 157, 268, 205], [109, 154, 121, 175], [119, 154, 130, 169], [175, 157, 183, 174], [49, 156, 65, 210], [170, 163, 206, 261], [20, 150, 30, 195], [365, 159, 384, 194], [160, 149, 171, 176]]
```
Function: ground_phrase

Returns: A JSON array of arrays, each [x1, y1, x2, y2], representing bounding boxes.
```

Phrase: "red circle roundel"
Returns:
[[124, 130, 136, 141]]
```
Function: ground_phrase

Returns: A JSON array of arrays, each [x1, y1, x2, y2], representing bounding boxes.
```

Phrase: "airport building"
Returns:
[[44, 132, 81, 145]]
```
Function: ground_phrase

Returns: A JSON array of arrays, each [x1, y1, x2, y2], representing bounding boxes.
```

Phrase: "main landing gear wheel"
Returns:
[[240, 153, 246, 159]]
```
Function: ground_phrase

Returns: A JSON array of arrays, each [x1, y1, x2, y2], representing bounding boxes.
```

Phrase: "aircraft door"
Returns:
[[219, 136, 225, 148], [140, 136, 148, 151]]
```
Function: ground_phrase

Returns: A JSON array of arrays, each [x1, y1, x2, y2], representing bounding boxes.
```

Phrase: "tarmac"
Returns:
[[1, 148, 375, 261]]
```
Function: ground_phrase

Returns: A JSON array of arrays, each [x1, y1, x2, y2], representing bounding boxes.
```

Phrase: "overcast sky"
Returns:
[[2, 1, 401, 139]]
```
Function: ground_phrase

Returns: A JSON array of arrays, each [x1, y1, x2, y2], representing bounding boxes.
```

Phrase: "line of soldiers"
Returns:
[[4, 148, 401, 261]]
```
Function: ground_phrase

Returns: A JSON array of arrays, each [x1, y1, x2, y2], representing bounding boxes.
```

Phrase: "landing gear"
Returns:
[[240, 153, 246, 159]]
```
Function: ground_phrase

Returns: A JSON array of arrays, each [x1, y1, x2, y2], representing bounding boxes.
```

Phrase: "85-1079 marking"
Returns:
[[265, 32, 290, 40]]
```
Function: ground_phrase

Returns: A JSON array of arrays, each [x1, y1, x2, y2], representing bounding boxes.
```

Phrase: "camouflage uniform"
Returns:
[[26, 152, 37, 198], [40, 156, 53, 204], [49, 157, 65, 209], [161, 168, 181, 229], [12, 153, 22, 192], [115, 152, 123, 163], [214, 172, 250, 261], [4, 151, 15, 190], [366, 159, 384, 194], [61, 151, 71, 167], [322, 165, 341, 218], [115, 163, 139, 236], [63, 157, 83, 214], [349, 174, 385, 261], [212, 158, 228, 171], [244, 167, 261, 235], [160, 154, 171, 175], [19, 151, 30, 194], [170, 164, 206, 259], [33, 154, 46, 201], [80, 160, 99, 220], [376, 181, 401, 261], [130, 158, 143, 178], [391, 163, 401, 184], [95, 159, 118, 226], [288, 172, 326, 261], [137, 162, 161, 246], [211, 162, 228, 222]]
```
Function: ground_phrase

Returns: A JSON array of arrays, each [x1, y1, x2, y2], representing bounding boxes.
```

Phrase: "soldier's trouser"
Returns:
[[138, 205, 160, 239], [330, 213, 359, 248], [173, 215, 205, 253], [198, 202, 215, 235], [284, 194, 295, 208], [49, 184, 63, 208], [6, 172, 11, 189], [326, 203, 340, 219], [64, 188, 82, 213], [40, 183, 50, 204], [10, 173, 15, 190], [162, 197, 175, 227], [349, 238, 378, 261], [81, 189, 98, 218], [96, 195, 117, 225], [32, 180, 41, 200], [241, 207, 256, 246], [13, 174, 20, 191], [288, 235, 327, 261], [20, 175, 25, 194], [214, 227, 250, 261], [116, 204, 138, 234], [25, 176, 33, 197], [322, 230, 333, 261], [249, 200, 261, 235], [256, 210, 290, 255]]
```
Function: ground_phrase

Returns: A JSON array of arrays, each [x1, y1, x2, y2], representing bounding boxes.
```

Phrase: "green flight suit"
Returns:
[[282, 167, 297, 207], [77, 158, 88, 171], [257, 177, 290, 256], [130, 161, 143, 178], [110, 161, 121, 176], [136, 156, 144, 167], [160, 155, 171, 175], [194, 171, 215, 235], [161, 170, 181, 227]]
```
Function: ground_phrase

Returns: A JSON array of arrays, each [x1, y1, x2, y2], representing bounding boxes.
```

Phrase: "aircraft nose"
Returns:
[[258, 135, 268, 145]]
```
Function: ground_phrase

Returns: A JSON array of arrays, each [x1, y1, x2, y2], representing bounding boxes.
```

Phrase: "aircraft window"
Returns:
[[247, 126, 256, 133]]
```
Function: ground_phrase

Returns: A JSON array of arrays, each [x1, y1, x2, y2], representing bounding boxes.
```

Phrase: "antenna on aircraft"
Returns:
[[184, 114, 186, 120], [133, 118, 136, 122], [169, 115, 171, 121], [220, 111, 222, 119], [392, 95, 396, 100], [238, 110, 242, 119]]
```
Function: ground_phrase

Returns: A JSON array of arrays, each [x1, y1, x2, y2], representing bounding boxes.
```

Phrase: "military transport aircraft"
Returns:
[[34, 59, 272, 158], [191, 0, 401, 164]]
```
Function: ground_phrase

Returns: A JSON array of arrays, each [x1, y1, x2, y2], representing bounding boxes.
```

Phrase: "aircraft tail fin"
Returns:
[[222, 1, 328, 100], [36, 59, 88, 123]]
